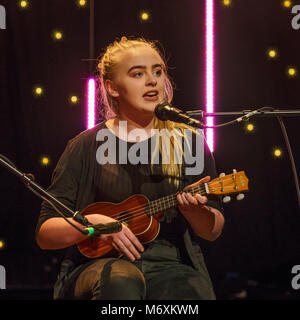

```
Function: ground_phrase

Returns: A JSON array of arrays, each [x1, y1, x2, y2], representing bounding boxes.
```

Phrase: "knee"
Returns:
[[102, 275, 145, 299], [97, 260, 146, 300]]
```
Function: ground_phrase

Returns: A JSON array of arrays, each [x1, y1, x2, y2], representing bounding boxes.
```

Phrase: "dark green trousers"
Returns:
[[54, 241, 216, 300]]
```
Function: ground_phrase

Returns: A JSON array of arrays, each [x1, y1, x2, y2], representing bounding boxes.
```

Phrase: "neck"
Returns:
[[118, 110, 155, 129], [115, 111, 156, 139]]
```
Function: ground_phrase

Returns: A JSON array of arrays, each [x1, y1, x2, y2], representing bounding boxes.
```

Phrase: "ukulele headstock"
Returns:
[[207, 169, 249, 203]]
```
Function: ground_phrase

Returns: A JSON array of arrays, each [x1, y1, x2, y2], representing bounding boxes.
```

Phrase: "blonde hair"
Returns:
[[96, 37, 196, 186]]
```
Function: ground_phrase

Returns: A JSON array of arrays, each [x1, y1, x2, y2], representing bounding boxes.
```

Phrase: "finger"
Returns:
[[121, 231, 143, 259], [185, 192, 198, 205], [114, 237, 137, 261], [122, 237, 142, 260], [180, 192, 190, 206], [195, 194, 208, 205], [101, 232, 140, 261], [177, 192, 189, 206], [177, 192, 184, 206], [123, 227, 144, 252]]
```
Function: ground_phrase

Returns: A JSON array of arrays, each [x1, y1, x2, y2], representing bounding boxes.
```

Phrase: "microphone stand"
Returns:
[[187, 109, 300, 118], [0, 154, 122, 236], [186, 107, 300, 207]]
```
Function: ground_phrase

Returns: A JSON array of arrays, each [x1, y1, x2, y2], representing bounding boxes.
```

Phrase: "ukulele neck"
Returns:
[[145, 184, 207, 216]]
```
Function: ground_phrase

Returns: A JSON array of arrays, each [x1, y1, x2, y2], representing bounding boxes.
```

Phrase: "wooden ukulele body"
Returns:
[[77, 170, 249, 259], [77, 194, 162, 258]]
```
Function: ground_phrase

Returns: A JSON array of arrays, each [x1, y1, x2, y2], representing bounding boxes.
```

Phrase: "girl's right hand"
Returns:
[[87, 214, 144, 261]]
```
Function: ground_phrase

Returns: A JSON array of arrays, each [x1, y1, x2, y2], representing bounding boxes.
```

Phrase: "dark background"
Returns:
[[0, 0, 300, 300]]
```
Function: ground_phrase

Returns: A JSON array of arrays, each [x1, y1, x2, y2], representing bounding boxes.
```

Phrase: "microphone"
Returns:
[[155, 102, 203, 127], [83, 222, 123, 237], [73, 211, 122, 237]]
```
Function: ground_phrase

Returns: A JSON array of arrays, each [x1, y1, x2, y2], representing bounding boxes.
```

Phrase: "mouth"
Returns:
[[143, 90, 159, 101], [143, 90, 159, 97]]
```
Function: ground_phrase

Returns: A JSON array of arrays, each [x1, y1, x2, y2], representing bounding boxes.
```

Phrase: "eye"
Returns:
[[153, 69, 162, 77], [133, 71, 143, 78]]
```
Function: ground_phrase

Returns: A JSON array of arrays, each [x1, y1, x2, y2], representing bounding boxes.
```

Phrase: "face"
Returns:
[[105, 46, 166, 120]]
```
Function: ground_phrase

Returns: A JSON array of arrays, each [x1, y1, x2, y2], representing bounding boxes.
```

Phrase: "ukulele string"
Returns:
[[108, 175, 240, 225], [118, 182, 241, 226], [110, 175, 239, 223], [108, 184, 206, 222], [110, 184, 207, 224]]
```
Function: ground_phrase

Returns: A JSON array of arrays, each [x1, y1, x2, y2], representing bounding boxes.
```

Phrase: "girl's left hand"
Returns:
[[177, 176, 210, 215]]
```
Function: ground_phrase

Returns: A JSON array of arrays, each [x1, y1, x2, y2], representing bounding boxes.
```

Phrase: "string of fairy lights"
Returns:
[[0, 3, 296, 292], [222, 0, 298, 160], [3, 0, 294, 192], [0, 2, 156, 255], [14, 1, 154, 174]]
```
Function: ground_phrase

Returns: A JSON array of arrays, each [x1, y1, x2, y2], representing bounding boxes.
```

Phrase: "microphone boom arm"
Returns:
[[187, 107, 300, 207], [0, 154, 122, 236]]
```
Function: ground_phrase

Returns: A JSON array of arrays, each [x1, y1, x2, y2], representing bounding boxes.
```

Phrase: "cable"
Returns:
[[0, 154, 17, 168], [202, 107, 275, 128]]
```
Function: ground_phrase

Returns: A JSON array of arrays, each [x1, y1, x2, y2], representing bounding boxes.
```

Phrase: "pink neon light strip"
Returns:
[[87, 78, 96, 129], [205, 0, 214, 152]]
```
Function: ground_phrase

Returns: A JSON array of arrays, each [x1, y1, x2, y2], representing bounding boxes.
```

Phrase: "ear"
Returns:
[[105, 79, 119, 98]]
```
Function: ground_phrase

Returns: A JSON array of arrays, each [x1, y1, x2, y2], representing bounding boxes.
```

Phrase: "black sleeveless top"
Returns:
[[93, 125, 186, 247], [36, 121, 223, 267]]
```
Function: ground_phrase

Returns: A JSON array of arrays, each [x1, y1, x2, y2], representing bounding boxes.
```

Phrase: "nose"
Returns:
[[146, 75, 157, 86]]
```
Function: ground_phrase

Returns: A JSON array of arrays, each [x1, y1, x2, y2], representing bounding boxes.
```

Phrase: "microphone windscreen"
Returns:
[[154, 102, 172, 121], [93, 222, 122, 235]]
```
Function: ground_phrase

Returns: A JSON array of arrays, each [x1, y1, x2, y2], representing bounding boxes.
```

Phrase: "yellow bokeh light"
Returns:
[[41, 156, 50, 166], [246, 123, 254, 132], [140, 11, 150, 21], [34, 87, 43, 96], [283, 0, 292, 8], [19, 0, 28, 8], [54, 31, 63, 40], [141, 13, 149, 20], [267, 49, 278, 59], [78, 0, 87, 6], [223, 0, 231, 6], [273, 148, 283, 158], [0, 239, 5, 250], [287, 67, 297, 77], [70, 95, 79, 104]]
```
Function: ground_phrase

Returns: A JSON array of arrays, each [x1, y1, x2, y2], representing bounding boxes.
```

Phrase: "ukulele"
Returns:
[[77, 170, 249, 258]]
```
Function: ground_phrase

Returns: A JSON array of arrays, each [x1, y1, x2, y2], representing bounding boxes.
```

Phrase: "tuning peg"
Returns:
[[236, 193, 245, 201], [219, 172, 225, 177], [222, 196, 231, 203], [233, 169, 237, 173]]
